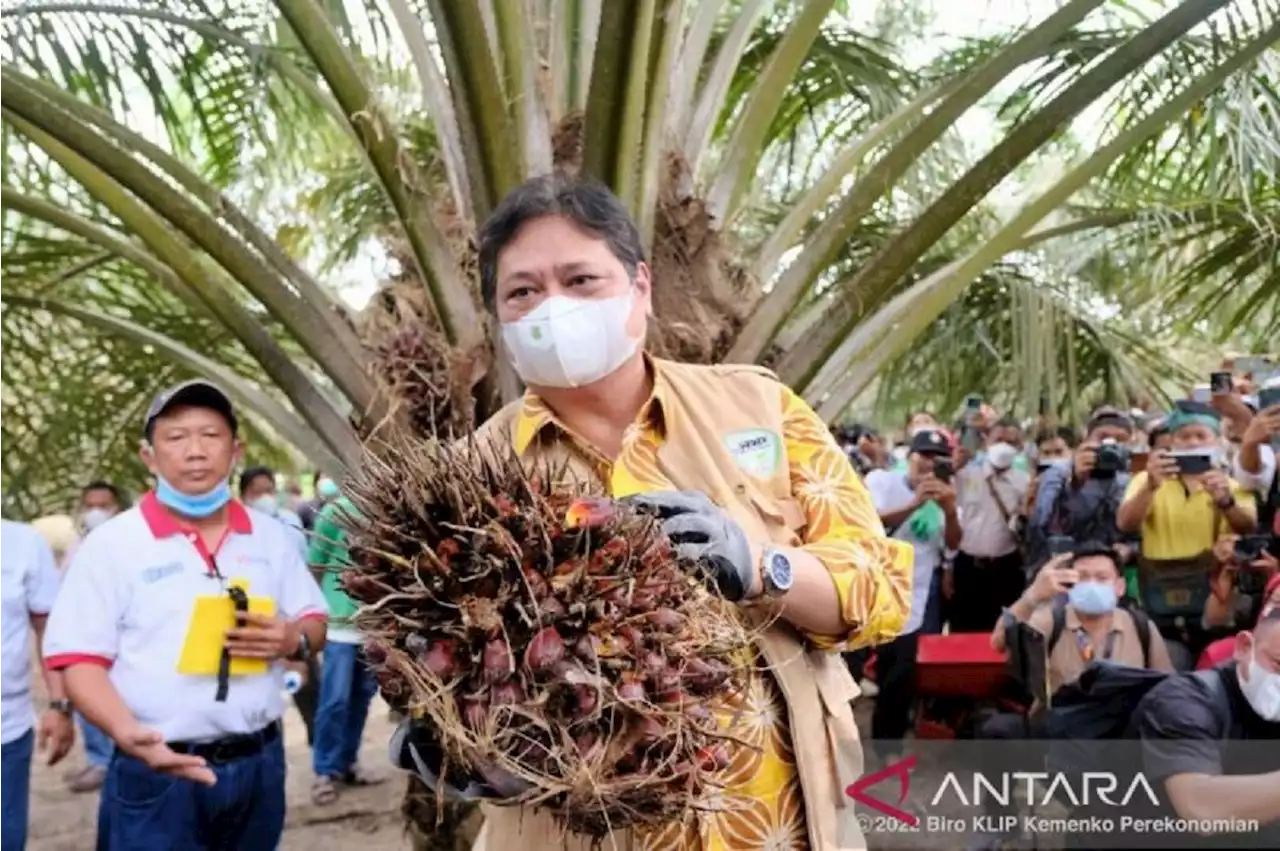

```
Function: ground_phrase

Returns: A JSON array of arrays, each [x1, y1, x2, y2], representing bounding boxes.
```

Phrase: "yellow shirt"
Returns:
[[1122, 472, 1256, 560], [513, 379, 911, 851]]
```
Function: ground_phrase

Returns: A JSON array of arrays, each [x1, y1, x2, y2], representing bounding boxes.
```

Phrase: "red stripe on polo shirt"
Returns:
[[45, 653, 113, 671], [297, 609, 329, 622]]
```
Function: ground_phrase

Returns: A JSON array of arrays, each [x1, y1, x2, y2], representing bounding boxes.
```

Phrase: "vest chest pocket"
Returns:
[[739, 482, 807, 547]]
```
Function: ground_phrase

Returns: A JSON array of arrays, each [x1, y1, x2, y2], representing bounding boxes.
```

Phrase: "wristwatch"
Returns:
[[1216, 496, 1237, 510], [49, 699, 72, 715], [289, 632, 312, 663], [760, 547, 795, 598]]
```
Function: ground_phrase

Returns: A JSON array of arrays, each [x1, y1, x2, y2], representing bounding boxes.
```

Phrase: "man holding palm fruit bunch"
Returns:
[[386, 175, 913, 850]]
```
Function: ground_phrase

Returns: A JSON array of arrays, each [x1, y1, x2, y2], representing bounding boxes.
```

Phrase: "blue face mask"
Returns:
[[155, 476, 232, 518], [1068, 580, 1118, 616]]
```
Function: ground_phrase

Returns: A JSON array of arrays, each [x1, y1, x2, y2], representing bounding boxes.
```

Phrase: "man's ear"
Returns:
[[634, 262, 653, 317], [138, 441, 156, 475], [231, 439, 245, 471], [1233, 629, 1254, 667]]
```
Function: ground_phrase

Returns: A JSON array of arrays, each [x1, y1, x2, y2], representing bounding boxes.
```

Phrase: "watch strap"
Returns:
[[49, 699, 72, 714]]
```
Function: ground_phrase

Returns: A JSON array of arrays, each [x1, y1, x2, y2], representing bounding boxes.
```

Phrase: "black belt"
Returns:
[[168, 721, 280, 764]]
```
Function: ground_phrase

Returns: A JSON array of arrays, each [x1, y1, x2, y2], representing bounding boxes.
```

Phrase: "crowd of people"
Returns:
[[834, 365, 1280, 847], [0, 172, 1275, 850]]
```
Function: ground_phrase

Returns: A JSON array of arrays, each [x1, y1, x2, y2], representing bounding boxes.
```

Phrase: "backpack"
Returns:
[[1044, 662, 1232, 776]]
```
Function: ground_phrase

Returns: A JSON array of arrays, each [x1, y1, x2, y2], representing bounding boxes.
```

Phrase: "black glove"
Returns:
[[389, 720, 532, 800], [625, 490, 756, 602]]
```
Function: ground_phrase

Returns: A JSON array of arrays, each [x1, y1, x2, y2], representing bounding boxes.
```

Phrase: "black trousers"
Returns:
[[976, 712, 1048, 820], [950, 550, 1026, 633], [870, 630, 919, 755]]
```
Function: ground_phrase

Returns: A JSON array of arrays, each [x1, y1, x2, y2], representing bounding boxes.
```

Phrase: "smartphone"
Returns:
[[1048, 536, 1075, 557], [1210, 371, 1233, 395], [932, 458, 954, 484], [1234, 535, 1270, 562], [1191, 384, 1211, 404], [1260, 385, 1280, 410], [1171, 451, 1213, 475]]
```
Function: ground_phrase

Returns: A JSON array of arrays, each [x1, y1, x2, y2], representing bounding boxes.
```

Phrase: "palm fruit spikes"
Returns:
[[338, 433, 754, 838]]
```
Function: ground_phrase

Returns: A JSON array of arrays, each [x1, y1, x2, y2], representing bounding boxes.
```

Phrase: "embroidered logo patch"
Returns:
[[141, 562, 184, 584], [723, 428, 782, 479]]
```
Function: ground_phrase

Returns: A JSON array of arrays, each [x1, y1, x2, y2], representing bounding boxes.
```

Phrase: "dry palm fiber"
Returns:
[[340, 431, 755, 838]]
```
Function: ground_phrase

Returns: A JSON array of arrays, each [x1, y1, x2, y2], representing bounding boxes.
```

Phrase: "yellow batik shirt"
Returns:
[[513, 377, 912, 851]]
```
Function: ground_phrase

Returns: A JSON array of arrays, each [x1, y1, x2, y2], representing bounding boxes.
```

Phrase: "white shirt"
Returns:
[[44, 494, 328, 743], [1232, 442, 1276, 496], [1, 520, 61, 744], [866, 470, 944, 635], [956, 462, 1028, 558]]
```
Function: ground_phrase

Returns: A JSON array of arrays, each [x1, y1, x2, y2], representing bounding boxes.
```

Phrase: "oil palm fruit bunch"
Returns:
[[340, 434, 753, 837], [370, 325, 476, 439]]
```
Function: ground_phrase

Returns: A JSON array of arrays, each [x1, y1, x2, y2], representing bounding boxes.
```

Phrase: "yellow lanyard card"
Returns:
[[176, 578, 276, 676]]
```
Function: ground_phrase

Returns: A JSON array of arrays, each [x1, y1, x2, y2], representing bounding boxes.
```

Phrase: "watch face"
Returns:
[[768, 551, 794, 591]]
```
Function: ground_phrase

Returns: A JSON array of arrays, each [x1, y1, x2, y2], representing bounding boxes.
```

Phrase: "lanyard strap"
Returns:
[[1072, 627, 1117, 663], [216, 574, 249, 704]]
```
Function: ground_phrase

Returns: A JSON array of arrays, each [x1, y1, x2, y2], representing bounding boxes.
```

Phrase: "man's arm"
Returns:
[[774, 388, 913, 649], [1164, 773, 1280, 828], [1116, 473, 1155, 533]]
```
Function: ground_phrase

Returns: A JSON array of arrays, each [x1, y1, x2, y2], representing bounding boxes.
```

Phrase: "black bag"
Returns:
[[1044, 662, 1230, 775]]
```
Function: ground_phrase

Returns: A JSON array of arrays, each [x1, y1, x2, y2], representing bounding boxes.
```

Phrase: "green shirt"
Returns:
[[307, 497, 359, 630]]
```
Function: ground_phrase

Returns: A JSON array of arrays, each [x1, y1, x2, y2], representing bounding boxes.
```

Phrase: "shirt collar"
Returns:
[[1065, 606, 1122, 633], [513, 355, 669, 455], [139, 491, 253, 538]]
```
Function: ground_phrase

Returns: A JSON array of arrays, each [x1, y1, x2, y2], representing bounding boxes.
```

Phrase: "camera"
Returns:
[[1048, 535, 1075, 557], [932, 458, 954, 484], [1234, 535, 1270, 562], [1093, 439, 1130, 477]]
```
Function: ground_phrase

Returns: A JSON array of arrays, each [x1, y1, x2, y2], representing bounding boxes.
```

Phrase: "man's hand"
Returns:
[[916, 478, 956, 510], [1201, 470, 1232, 504], [1146, 449, 1179, 489], [1250, 550, 1279, 578], [225, 612, 301, 660], [1073, 445, 1097, 482], [1211, 535, 1238, 568], [625, 491, 756, 603], [942, 568, 955, 601], [1242, 406, 1280, 446], [37, 708, 74, 766], [1027, 554, 1077, 605], [115, 723, 216, 786]]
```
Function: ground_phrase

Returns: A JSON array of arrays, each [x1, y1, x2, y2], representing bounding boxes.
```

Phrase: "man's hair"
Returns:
[[904, 409, 934, 428], [82, 480, 127, 507], [238, 466, 276, 496], [1086, 405, 1133, 436], [1037, 425, 1079, 449], [477, 173, 645, 312], [1069, 540, 1121, 574], [993, 416, 1021, 433]]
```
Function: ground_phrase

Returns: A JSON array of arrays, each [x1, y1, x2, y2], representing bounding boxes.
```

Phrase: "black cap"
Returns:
[[143, 380, 238, 440], [908, 428, 951, 457]]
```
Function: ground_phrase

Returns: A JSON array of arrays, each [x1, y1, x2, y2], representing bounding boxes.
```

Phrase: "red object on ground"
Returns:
[[915, 633, 1008, 699]]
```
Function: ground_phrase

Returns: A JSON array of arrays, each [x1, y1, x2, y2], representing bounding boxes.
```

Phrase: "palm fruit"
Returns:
[[340, 433, 752, 838]]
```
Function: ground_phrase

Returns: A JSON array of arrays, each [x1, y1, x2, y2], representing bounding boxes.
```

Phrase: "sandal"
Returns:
[[340, 764, 387, 787], [311, 776, 340, 806]]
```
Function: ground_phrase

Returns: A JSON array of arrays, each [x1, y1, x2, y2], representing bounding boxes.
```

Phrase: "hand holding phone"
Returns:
[[1210, 371, 1233, 395]]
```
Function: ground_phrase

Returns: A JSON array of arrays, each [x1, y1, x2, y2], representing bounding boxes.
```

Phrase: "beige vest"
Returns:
[[472, 359, 866, 851]]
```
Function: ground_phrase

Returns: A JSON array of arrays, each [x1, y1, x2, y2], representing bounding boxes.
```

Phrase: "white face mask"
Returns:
[[82, 508, 114, 531], [502, 290, 640, 388], [248, 495, 279, 517], [987, 442, 1018, 470], [1239, 646, 1280, 722]]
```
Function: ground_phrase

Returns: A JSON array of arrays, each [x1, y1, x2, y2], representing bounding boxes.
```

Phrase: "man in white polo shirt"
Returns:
[[44, 380, 329, 851], [2, 518, 76, 851]]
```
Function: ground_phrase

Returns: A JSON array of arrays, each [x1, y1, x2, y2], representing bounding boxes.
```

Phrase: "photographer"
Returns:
[[1026, 426, 1078, 515], [865, 428, 962, 755], [1135, 603, 1280, 847], [1229, 380, 1278, 532], [1028, 406, 1136, 569], [1118, 401, 1256, 664]]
